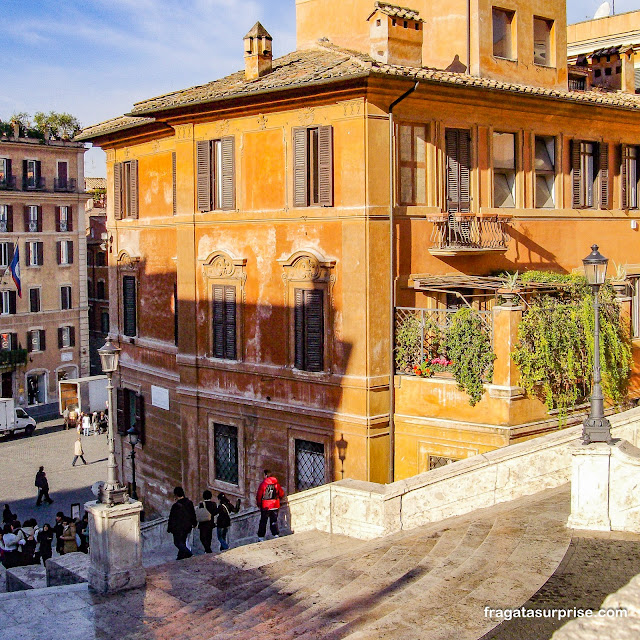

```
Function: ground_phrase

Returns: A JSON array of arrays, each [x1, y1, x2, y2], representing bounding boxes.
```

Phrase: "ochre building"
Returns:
[[81, 0, 640, 515]]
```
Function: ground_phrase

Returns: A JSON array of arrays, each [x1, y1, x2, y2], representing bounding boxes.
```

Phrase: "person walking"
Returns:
[[167, 487, 197, 560], [59, 517, 78, 554], [35, 467, 54, 505], [216, 493, 241, 551], [72, 436, 87, 466], [2, 504, 15, 525], [196, 490, 218, 554], [62, 406, 70, 430], [38, 523, 54, 565], [53, 512, 65, 555], [256, 469, 285, 542]]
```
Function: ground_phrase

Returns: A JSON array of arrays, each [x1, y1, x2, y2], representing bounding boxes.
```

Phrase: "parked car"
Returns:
[[0, 398, 37, 438]]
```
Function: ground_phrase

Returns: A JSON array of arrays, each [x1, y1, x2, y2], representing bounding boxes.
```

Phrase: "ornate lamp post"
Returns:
[[126, 426, 139, 501], [582, 245, 613, 445], [98, 340, 128, 505]]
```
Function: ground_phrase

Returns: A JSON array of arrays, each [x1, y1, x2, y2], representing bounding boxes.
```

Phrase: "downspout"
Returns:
[[467, 0, 471, 74], [388, 81, 419, 484]]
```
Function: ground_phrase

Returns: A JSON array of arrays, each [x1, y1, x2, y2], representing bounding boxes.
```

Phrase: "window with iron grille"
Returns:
[[295, 439, 325, 491], [428, 455, 459, 470], [214, 423, 239, 485]]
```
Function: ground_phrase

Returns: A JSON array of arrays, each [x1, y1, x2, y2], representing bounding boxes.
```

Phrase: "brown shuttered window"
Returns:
[[123, 275, 137, 337], [294, 288, 324, 372], [600, 143, 609, 210], [114, 162, 122, 219], [0, 205, 13, 232], [172, 152, 177, 215], [116, 388, 127, 435], [212, 284, 236, 360], [114, 160, 138, 218], [29, 288, 40, 313], [572, 140, 606, 209], [135, 393, 145, 446], [445, 129, 471, 213], [622, 145, 640, 210], [197, 137, 236, 212], [292, 126, 334, 207]]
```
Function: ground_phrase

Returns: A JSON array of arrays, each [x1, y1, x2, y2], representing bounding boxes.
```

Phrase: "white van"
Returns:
[[0, 398, 37, 438]]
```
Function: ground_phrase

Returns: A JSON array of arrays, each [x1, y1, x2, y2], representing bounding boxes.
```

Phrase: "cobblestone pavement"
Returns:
[[0, 420, 108, 529], [481, 531, 640, 640]]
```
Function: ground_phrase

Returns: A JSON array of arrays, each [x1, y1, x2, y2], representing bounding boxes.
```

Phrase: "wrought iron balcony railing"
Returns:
[[23, 176, 46, 191], [429, 214, 510, 256], [54, 178, 77, 192], [0, 175, 16, 190]]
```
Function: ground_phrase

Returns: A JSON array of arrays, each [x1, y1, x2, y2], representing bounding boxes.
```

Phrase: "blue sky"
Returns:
[[1, 0, 637, 177]]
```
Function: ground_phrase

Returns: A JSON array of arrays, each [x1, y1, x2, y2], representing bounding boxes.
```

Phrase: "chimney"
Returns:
[[11, 120, 20, 138], [367, 2, 423, 68], [244, 22, 273, 81]]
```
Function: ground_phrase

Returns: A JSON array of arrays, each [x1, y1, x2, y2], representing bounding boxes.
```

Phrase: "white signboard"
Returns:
[[151, 385, 170, 410], [61, 352, 73, 362]]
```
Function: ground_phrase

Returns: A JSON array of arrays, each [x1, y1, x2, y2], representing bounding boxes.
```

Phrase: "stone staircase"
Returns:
[[0, 485, 573, 640]]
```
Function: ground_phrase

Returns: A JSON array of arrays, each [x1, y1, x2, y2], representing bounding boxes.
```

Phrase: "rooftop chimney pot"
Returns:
[[244, 22, 273, 81]]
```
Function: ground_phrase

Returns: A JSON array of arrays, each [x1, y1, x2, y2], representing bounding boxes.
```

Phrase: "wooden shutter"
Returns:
[[5, 205, 12, 232], [221, 137, 236, 211], [8, 291, 16, 315], [172, 152, 177, 215], [37, 242, 43, 265], [130, 159, 139, 218], [30, 288, 38, 312], [445, 130, 460, 212], [293, 128, 308, 207], [123, 276, 137, 337], [68, 241, 74, 264], [5, 159, 11, 181], [458, 130, 471, 213], [318, 125, 334, 207], [599, 142, 610, 209], [135, 393, 145, 445], [69, 326, 75, 347], [22, 160, 27, 187], [224, 285, 236, 360], [27, 331, 34, 353], [36, 206, 42, 232], [67, 206, 73, 232], [35, 161, 41, 183], [197, 140, 211, 212], [55, 206, 61, 232], [58, 327, 63, 349], [23, 206, 29, 231], [114, 162, 122, 219], [622, 145, 629, 209], [294, 288, 305, 369], [7, 243, 14, 264], [571, 140, 582, 208], [10, 333, 17, 350], [39, 329, 46, 352], [116, 388, 127, 435], [213, 284, 225, 358], [25, 242, 31, 265], [304, 289, 324, 372], [56, 241, 62, 265]]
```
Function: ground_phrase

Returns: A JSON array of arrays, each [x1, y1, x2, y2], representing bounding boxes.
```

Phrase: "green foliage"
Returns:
[[395, 314, 422, 374], [512, 283, 632, 419], [0, 111, 81, 140], [444, 308, 496, 406]]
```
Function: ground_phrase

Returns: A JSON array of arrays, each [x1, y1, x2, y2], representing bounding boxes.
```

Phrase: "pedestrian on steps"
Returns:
[[167, 487, 197, 560], [217, 492, 241, 551], [196, 490, 218, 553], [35, 466, 54, 505], [72, 436, 87, 466], [256, 469, 284, 542]]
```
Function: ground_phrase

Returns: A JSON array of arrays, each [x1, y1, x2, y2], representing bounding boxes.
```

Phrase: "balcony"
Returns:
[[429, 214, 510, 256], [54, 177, 77, 192], [0, 175, 16, 190], [0, 349, 28, 370], [23, 176, 46, 191]]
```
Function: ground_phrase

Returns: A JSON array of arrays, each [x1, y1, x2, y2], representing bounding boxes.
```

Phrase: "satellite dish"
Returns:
[[594, 2, 612, 19]]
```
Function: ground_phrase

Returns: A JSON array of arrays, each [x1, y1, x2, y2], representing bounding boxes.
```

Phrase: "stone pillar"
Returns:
[[86, 499, 145, 594], [488, 303, 524, 402], [567, 443, 612, 531]]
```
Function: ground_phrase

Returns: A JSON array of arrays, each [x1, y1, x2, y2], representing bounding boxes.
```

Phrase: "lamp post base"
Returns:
[[582, 416, 614, 445], [98, 485, 129, 507]]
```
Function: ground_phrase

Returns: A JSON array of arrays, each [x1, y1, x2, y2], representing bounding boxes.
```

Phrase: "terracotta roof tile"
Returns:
[[84, 177, 106, 190], [369, 2, 422, 22], [75, 115, 155, 142], [244, 22, 272, 39]]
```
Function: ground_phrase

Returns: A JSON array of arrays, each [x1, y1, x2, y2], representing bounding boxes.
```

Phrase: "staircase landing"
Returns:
[[0, 485, 572, 640]]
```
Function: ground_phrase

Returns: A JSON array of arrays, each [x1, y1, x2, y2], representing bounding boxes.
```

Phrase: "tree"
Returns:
[[33, 111, 81, 139]]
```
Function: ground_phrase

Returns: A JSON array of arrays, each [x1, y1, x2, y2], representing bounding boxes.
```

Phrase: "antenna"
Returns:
[[593, 1, 612, 19]]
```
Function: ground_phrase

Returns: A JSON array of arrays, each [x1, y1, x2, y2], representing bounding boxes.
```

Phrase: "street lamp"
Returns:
[[126, 426, 139, 501], [582, 245, 613, 445], [98, 340, 128, 505]]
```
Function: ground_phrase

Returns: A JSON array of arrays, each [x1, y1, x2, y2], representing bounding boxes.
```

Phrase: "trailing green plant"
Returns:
[[444, 308, 496, 406], [395, 314, 422, 374], [512, 279, 632, 420]]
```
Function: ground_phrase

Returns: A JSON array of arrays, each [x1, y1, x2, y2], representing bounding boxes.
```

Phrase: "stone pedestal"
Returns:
[[567, 443, 612, 531], [86, 499, 146, 594]]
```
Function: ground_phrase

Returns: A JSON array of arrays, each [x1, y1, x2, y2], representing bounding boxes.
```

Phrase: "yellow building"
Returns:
[[80, 0, 640, 515]]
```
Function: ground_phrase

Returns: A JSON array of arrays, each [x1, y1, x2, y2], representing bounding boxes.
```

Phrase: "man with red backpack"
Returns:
[[256, 469, 285, 542]]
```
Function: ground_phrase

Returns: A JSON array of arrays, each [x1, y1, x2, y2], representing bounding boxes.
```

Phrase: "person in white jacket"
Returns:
[[72, 436, 87, 466]]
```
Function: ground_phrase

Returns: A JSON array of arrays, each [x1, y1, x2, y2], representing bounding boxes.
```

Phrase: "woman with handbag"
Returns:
[[195, 490, 218, 553]]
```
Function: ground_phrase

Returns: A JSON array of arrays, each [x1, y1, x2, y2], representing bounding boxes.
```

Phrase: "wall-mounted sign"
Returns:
[[61, 352, 73, 362], [151, 385, 170, 410]]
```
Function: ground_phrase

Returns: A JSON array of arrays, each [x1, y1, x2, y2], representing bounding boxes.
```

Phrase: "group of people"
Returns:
[[0, 505, 89, 569], [167, 469, 285, 560], [62, 407, 107, 435]]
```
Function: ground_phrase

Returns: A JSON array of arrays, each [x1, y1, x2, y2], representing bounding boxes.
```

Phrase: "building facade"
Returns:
[[85, 178, 109, 375], [0, 131, 89, 417], [81, 0, 640, 515]]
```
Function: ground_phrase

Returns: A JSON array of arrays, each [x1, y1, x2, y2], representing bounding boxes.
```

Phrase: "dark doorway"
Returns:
[[1, 372, 12, 398]]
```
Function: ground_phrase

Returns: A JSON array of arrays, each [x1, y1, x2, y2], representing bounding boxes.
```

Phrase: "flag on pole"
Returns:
[[9, 244, 21, 297]]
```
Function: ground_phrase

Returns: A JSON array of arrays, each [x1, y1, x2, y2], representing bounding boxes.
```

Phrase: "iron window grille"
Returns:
[[214, 423, 239, 485], [295, 439, 325, 491], [428, 455, 459, 470]]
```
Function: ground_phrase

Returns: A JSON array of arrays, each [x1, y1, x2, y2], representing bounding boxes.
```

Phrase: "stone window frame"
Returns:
[[287, 427, 331, 496], [202, 251, 247, 361], [117, 251, 141, 341], [207, 414, 245, 499], [279, 250, 336, 375]]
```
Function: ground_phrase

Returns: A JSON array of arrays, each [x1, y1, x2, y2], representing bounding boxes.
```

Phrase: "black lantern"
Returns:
[[582, 244, 609, 287]]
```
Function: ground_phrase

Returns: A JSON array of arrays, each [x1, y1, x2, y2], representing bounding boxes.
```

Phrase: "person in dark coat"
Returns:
[[167, 486, 197, 560], [216, 493, 241, 551], [35, 467, 53, 506], [53, 512, 65, 555], [197, 490, 218, 554], [2, 504, 15, 525], [38, 523, 54, 565]]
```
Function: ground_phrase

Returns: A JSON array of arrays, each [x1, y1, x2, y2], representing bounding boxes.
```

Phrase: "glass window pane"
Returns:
[[400, 166, 413, 204], [534, 18, 551, 66], [494, 172, 515, 207], [535, 137, 554, 171], [493, 133, 515, 169], [414, 125, 427, 163], [399, 125, 412, 162], [535, 174, 555, 208]]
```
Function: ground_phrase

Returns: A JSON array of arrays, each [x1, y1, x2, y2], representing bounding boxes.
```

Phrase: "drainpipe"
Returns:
[[388, 81, 419, 484], [467, 0, 471, 74]]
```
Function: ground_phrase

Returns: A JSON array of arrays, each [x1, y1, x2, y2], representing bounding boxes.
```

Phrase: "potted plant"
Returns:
[[497, 271, 521, 307], [610, 262, 629, 297]]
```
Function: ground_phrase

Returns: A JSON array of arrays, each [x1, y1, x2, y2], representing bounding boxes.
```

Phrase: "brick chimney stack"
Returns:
[[244, 22, 273, 81]]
